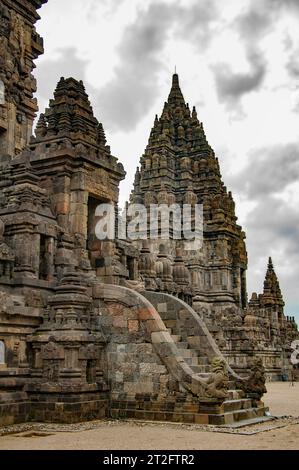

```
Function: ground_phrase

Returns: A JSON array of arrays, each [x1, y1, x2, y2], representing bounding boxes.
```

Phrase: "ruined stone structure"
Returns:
[[0, 0, 298, 427]]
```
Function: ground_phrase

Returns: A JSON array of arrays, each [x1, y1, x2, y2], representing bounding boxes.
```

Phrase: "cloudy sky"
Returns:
[[34, 0, 299, 321]]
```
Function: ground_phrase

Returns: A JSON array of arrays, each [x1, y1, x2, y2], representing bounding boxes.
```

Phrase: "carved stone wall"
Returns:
[[0, 0, 46, 157], [130, 74, 298, 378]]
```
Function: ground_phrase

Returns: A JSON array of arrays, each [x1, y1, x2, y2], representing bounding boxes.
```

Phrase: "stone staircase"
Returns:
[[167, 329, 211, 374], [98, 284, 273, 428], [110, 387, 271, 427], [142, 291, 273, 427]]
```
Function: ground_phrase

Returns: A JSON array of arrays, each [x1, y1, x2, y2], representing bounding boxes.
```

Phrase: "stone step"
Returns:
[[176, 342, 189, 350], [222, 399, 252, 413], [233, 406, 269, 422], [164, 319, 178, 328], [160, 311, 177, 322], [227, 389, 245, 400], [227, 381, 236, 388], [197, 356, 210, 365], [194, 372, 211, 379], [220, 415, 274, 429], [110, 407, 271, 427], [179, 349, 198, 359], [209, 406, 269, 426], [184, 357, 201, 367], [111, 408, 203, 424]]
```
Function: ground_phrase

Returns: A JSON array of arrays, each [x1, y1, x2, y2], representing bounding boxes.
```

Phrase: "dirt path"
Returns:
[[0, 382, 298, 450]]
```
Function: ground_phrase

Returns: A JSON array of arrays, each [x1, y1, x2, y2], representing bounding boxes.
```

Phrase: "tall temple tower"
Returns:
[[0, 0, 46, 157], [131, 74, 248, 309], [131, 74, 298, 375], [261, 257, 285, 316]]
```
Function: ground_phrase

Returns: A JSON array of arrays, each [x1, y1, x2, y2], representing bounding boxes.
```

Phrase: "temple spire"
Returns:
[[168, 73, 185, 106], [146, 73, 212, 152], [31, 77, 111, 155], [266, 257, 276, 280], [263, 257, 284, 308]]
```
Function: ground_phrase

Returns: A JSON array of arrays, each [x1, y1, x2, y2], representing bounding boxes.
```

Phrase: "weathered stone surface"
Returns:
[[0, 0, 298, 429], [131, 74, 298, 380], [205, 358, 229, 400]]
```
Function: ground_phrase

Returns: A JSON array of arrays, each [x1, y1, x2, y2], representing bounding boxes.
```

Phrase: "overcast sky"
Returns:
[[34, 0, 299, 321]]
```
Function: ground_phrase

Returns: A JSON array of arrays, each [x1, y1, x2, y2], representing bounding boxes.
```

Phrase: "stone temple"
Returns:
[[0, 0, 298, 427]]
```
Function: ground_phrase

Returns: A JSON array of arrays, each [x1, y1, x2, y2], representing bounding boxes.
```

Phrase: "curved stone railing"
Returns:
[[93, 283, 216, 399], [142, 291, 248, 384]]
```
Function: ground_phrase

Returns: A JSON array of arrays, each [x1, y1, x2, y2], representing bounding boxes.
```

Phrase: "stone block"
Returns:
[[157, 303, 167, 313], [109, 303, 124, 316], [139, 363, 167, 376], [70, 191, 88, 204], [113, 317, 127, 328], [116, 344, 127, 353], [121, 363, 137, 377], [71, 173, 86, 191], [115, 372, 124, 383], [151, 331, 172, 344], [128, 320, 139, 332], [163, 356, 184, 374], [124, 381, 154, 395], [127, 309, 139, 320], [187, 336, 201, 349], [55, 200, 70, 215], [182, 413, 195, 423], [138, 308, 154, 321], [145, 318, 165, 333], [130, 344, 153, 355], [161, 310, 178, 321], [194, 414, 210, 424], [164, 320, 177, 329], [154, 342, 179, 358], [179, 310, 190, 321]]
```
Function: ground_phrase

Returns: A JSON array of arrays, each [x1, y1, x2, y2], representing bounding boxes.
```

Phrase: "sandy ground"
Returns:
[[0, 382, 298, 450]]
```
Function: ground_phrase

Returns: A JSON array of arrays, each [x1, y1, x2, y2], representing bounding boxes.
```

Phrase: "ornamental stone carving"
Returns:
[[205, 357, 229, 400]]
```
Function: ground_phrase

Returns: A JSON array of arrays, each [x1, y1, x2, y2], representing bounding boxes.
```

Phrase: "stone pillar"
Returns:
[[241, 268, 247, 309], [70, 189, 89, 243], [27, 271, 109, 422], [0, 218, 15, 278], [52, 174, 71, 230], [0, 341, 5, 364], [1, 102, 17, 156], [45, 237, 55, 280], [13, 228, 38, 278], [232, 267, 241, 306], [38, 235, 55, 281], [139, 240, 157, 290]]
